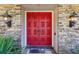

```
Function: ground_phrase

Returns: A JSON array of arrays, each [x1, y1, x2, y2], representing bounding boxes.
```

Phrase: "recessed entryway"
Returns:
[[21, 4, 58, 53]]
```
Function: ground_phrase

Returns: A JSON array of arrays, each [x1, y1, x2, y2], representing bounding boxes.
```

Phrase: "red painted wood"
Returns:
[[26, 12, 52, 46]]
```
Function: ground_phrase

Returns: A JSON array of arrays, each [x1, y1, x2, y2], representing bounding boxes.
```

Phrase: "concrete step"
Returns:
[[23, 46, 56, 54]]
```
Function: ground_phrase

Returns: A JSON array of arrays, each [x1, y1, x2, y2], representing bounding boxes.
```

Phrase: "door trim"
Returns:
[[25, 11, 54, 47]]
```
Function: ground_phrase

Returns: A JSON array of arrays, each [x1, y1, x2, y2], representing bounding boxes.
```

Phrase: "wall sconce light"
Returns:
[[2, 11, 12, 28], [68, 12, 78, 27]]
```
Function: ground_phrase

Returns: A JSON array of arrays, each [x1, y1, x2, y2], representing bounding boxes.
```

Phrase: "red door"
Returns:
[[26, 12, 52, 46]]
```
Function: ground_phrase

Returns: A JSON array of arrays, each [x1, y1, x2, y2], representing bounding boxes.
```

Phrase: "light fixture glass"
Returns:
[[69, 17, 77, 21], [4, 17, 8, 21]]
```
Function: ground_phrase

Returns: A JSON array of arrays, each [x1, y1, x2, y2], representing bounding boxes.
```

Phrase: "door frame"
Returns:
[[24, 11, 54, 47]]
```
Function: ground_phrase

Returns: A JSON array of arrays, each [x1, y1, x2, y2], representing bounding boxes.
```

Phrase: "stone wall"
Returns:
[[0, 15, 21, 39], [58, 5, 79, 53], [0, 5, 21, 48], [0, 5, 21, 39]]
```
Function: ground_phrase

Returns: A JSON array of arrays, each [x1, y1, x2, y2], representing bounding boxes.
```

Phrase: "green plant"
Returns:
[[77, 50, 79, 53], [0, 35, 21, 54], [75, 48, 79, 54]]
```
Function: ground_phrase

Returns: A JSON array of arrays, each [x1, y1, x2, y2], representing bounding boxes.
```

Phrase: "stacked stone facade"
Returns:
[[58, 5, 79, 53]]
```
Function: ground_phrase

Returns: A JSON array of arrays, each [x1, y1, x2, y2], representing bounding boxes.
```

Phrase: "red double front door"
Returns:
[[26, 12, 52, 46]]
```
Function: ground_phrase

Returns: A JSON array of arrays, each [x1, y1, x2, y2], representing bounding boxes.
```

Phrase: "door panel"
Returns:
[[26, 12, 52, 46]]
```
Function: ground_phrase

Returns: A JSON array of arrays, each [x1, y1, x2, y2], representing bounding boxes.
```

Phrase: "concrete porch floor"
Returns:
[[23, 46, 56, 54]]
